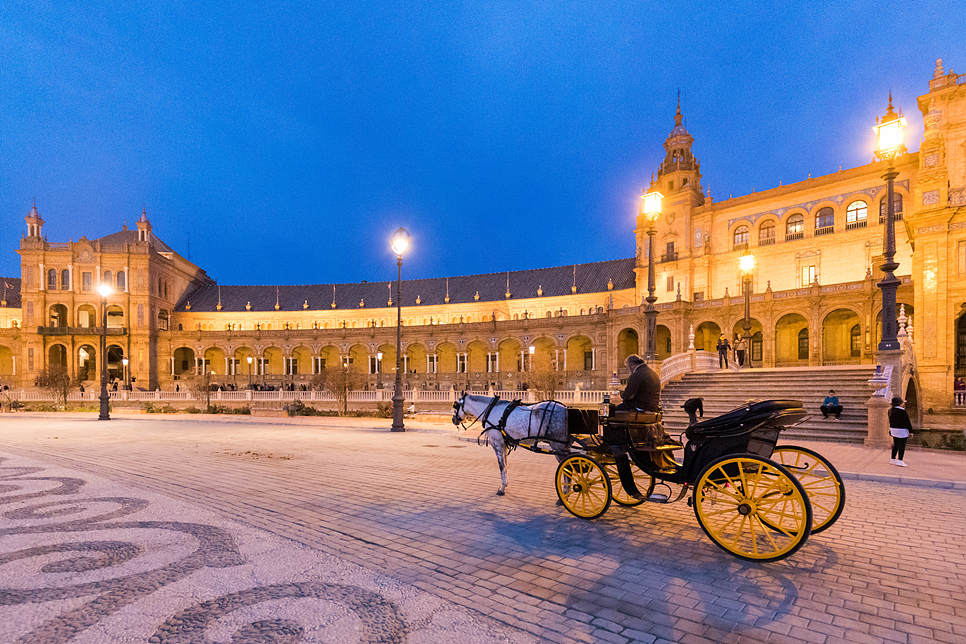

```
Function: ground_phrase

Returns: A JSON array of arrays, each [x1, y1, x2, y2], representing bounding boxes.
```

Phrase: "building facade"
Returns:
[[1, 60, 964, 420]]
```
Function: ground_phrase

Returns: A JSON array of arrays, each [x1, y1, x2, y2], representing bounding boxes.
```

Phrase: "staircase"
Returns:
[[661, 365, 878, 443]]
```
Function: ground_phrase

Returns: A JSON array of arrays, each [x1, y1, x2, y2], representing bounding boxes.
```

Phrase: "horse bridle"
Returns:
[[452, 393, 500, 431]]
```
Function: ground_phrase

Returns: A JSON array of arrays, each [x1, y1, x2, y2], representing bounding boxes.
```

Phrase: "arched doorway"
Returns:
[[822, 309, 861, 364], [48, 344, 67, 368], [49, 304, 68, 328], [0, 345, 13, 378], [775, 313, 809, 365], [693, 321, 721, 352], [107, 345, 124, 382], [957, 309, 966, 379], [731, 318, 763, 367], [78, 345, 96, 381], [656, 325, 672, 361], [77, 304, 97, 328], [174, 347, 195, 379], [617, 328, 639, 365]]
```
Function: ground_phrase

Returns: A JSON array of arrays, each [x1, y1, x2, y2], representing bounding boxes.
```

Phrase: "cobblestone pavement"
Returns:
[[1, 415, 965, 644]]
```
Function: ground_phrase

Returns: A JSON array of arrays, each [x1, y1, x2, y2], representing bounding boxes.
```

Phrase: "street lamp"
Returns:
[[390, 227, 410, 432], [121, 357, 129, 390], [247, 355, 253, 389], [740, 253, 755, 369], [528, 345, 535, 371], [376, 351, 383, 388], [641, 190, 663, 362], [97, 283, 113, 420], [873, 93, 907, 352]]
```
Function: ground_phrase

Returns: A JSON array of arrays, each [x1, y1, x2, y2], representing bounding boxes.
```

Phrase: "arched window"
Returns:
[[61, 269, 70, 290], [47, 269, 57, 290], [158, 278, 163, 295], [879, 193, 903, 223], [758, 220, 776, 245], [733, 225, 749, 250], [157, 309, 169, 331], [815, 207, 834, 233], [850, 324, 861, 357], [846, 201, 867, 229], [785, 214, 805, 239], [103, 270, 113, 287], [798, 328, 809, 360], [116, 271, 126, 291]]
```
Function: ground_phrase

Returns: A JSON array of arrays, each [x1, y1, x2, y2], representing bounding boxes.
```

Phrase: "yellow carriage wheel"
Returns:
[[693, 455, 812, 562], [772, 446, 845, 534], [555, 455, 612, 519], [603, 460, 653, 507]]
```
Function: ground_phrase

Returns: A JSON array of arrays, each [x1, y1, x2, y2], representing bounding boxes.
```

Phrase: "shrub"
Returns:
[[185, 406, 203, 414]]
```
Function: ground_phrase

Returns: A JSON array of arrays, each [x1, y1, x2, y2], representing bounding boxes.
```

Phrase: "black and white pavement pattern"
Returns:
[[0, 454, 537, 644]]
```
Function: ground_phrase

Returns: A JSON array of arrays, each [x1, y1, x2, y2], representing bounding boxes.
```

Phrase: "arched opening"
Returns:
[[48, 344, 68, 368], [731, 318, 763, 367], [437, 342, 458, 374], [822, 309, 861, 364], [406, 343, 428, 375], [204, 347, 227, 377], [616, 328, 639, 365], [174, 347, 195, 378], [693, 321, 721, 352], [116, 270, 126, 291], [497, 339, 522, 374], [49, 304, 69, 328], [293, 346, 313, 377], [47, 269, 57, 290], [566, 335, 594, 372], [78, 345, 97, 381], [77, 304, 97, 328], [655, 325, 672, 361], [61, 269, 70, 290], [0, 345, 14, 378], [903, 378, 920, 425], [107, 345, 124, 382], [466, 340, 488, 375], [106, 305, 125, 328], [233, 347, 254, 383]]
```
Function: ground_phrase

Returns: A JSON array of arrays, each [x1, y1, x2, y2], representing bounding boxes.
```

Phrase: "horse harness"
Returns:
[[454, 394, 569, 455]]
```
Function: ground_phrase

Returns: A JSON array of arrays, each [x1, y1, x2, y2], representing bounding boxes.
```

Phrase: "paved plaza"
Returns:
[[1, 414, 965, 644]]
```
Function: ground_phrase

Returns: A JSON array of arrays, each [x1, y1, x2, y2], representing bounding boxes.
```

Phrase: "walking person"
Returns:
[[821, 389, 843, 419], [716, 334, 731, 369], [734, 336, 746, 367], [889, 396, 913, 467]]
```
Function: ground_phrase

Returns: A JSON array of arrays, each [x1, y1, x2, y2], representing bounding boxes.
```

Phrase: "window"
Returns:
[[666, 276, 674, 292], [157, 310, 169, 331], [486, 353, 498, 373], [850, 324, 861, 357], [47, 269, 57, 290], [785, 214, 805, 239], [82, 272, 92, 291], [693, 291, 704, 302], [313, 357, 325, 372], [666, 336, 672, 354], [879, 194, 904, 223], [815, 207, 834, 234], [116, 271, 125, 291], [427, 354, 438, 373], [758, 221, 775, 245], [846, 201, 867, 229], [584, 351, 594, 371], [752, 332, 763, 362], [61, 269, 70, 290], [369, 355, 380, 374], [158, 278, 162, 295], [798, 329, 809, 360], [800, 265, 816, 287], [668, 180, 674, 190], [733, 225, 749, 250], [457, 353, 467, 373], [666, 241, 675, 256]]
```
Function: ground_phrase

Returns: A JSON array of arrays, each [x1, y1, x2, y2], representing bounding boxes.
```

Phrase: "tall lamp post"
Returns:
[[376, 351, 383, 389], [640, 190, 663, 362], [873, 93, 907, 352], [97, 284, 113, 420], [391, 227, 410, 432], [247, 355, 253, 389], [122, 357, 129, 390], [740, 253, 755, 369]]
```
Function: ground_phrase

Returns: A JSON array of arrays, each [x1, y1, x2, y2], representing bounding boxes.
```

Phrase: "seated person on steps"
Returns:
[[821, 389, 843, 419]]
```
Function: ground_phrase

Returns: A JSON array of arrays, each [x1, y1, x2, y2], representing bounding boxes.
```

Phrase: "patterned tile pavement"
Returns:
[[1, 413, 965, 644]]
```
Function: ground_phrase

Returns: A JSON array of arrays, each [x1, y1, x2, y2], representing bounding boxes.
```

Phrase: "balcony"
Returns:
[[758, 237, 775, 246], [660, 251, 679, 263], [878, 212, 904, 224], [37, 326, 127, 335], [845, 219, 867, 230], [733, 242, 749, 252], [814, 226, 834, 236], [785, 231, 804, 241]]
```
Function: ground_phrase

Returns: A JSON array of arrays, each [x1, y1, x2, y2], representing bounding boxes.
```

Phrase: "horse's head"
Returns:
[[452, 391, 467, 426]]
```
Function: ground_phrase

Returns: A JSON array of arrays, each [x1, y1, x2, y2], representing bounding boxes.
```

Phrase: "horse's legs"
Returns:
[[488, 431, 509, 496]]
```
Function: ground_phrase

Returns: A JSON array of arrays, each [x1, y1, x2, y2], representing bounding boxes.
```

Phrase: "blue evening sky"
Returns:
[[1, 1, 963, 285]]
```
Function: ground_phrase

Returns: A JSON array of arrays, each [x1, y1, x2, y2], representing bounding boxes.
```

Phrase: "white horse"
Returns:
[[452, 393, 571, 496]]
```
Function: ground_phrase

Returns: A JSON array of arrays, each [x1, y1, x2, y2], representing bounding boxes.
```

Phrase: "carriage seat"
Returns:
[[610, 410, 662, 424], [686, 400, 804, 441]]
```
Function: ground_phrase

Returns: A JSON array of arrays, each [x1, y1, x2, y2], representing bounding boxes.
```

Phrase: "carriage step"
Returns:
[[644, 493, 669, 503]]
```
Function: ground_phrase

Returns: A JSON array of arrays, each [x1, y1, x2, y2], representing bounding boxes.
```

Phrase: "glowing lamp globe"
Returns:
[[98, 284, 113, 298], [740, 253, 755, 274], [391, 228, 410, 256], [641, 190, 663, 223], [873, 95, 907, 161]]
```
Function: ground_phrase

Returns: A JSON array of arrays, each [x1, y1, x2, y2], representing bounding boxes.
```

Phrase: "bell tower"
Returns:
[[136, 206, 153, 243], [655, 92, 703, 204], [24, 202, 44, 239]]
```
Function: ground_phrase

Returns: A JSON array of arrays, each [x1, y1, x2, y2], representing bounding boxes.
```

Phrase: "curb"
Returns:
[[838, 471, 966, 490]]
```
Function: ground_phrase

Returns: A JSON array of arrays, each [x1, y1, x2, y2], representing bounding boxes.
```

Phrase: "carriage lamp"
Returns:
[[391, 227, 410, 432], [97, 284, 113, 420], [599, 394, 611, 420], [873, 94, 906, 353], [641, 190, 663, 362]]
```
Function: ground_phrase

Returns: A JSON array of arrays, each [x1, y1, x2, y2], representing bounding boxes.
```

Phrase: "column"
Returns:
[[68, 265, 73, 291], [554, 349, 559, 371], [224, 357, 229, 376], [591, 348, 597, 371], [170, 357, 175, 375], [563, 349, 567, 371], [124, 266, 129, 292], [39, 263, 45, 291]]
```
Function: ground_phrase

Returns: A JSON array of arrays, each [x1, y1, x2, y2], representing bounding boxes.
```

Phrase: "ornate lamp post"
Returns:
[[247, 355, 253, 389], [740, 253, 755, 368], [121, 357, 129, 390], [376, 351, 383, 388], [640, 190, 663, 362], [97, 283, 113, 420], [873, 94, 906, 352], [390, 227, 410, 432]]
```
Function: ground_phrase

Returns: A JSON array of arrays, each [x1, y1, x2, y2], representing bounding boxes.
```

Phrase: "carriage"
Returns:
[[453, 394, 845, 562]]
